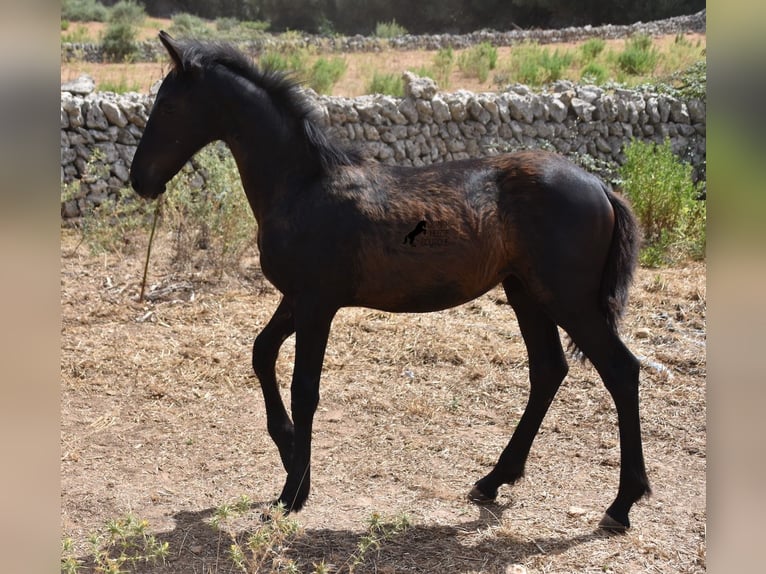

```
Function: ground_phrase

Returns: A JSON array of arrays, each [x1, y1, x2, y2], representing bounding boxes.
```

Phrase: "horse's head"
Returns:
[[130, 31, 219, 199]]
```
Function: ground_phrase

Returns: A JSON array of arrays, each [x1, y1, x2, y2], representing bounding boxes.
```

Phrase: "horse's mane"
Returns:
[[177, 40, 363, 172]]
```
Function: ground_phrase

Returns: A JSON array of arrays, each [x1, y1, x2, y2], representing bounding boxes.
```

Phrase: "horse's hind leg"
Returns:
[[470, 277, 569, 503], [253, 297, 296, 472], [560, 310, 650, 530]]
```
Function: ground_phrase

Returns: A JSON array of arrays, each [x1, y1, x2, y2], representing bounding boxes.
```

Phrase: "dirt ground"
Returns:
[[60, 225, 706, 573]]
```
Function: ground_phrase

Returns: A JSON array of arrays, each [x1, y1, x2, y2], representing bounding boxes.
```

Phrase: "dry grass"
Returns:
[[61, 32, 705, 96], [61, 226, 706, 573]]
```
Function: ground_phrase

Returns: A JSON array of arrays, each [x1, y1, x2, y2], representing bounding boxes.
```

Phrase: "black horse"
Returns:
[[130, 32, 650, 530]]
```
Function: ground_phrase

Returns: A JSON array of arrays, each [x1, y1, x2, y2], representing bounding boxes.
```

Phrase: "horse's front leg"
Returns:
[[276, 302, 336, 512], [253, 297, 296, 471]]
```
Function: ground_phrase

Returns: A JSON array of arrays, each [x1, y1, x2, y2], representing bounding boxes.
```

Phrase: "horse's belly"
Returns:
[[352, 245, 508, 313]]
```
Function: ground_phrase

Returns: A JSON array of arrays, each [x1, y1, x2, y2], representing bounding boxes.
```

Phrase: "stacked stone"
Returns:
[[60, 72, 705, 218], [60, 78, 153, 218], [62, 11, 705, 63], [314, 73, 705, 171]]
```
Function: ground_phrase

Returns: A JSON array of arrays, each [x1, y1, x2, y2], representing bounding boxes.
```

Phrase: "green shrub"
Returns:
[[169, 12, 212, 39], [109, 0, 145, 26], [617, 34, 659, 75], [366, 71, 403, 96], [374, 19, 408, 38], [100, 1, 145, 61], [102, 21, 138, 61], [61, 0, 109, 22], [619, 139, 706, 265], [307, 56, 347, 94], [458, 42, 498, 82]]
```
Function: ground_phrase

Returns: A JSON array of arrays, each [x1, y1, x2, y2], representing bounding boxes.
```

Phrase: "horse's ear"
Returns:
[[159, 30, 183, 71]]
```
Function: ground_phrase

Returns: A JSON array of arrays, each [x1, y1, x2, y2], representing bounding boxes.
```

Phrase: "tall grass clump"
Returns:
[[619, 138, 706, 265], [374, 19, 408, 38], [458, 42, 498, 82], [617, 33, 659, 75], [163, 145, 257, 278], [367, 71, 404, 96]]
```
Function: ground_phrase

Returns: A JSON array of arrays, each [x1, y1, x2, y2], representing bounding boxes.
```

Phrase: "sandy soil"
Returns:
[[61, 224, 706, 573]]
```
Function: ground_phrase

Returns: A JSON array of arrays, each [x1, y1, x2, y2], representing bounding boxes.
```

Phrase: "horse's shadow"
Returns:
[[80, 501, 615, 573]]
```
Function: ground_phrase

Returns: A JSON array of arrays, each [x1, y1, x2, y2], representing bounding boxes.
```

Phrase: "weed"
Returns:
[[619, 138, 705, 265], [61, 513, 169, 573], [163, 144, 257, 278], [458, 42, 498, 82], [367, 71, 404, 96], [64, 148, 151, 255], [345, 512, 411, 572]]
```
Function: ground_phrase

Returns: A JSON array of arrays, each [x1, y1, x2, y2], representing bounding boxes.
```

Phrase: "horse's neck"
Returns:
[[219, 84, 312, 224]]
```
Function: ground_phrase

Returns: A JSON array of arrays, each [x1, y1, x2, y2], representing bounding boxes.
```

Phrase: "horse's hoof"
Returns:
[[598, 512, 629, 532], [468, 485, 496, 504]]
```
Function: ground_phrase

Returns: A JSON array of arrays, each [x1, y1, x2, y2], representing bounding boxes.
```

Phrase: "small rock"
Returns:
[[61, 74, 95, 95], [505, 565, 527, 574], [567, 505, 587, 517], [635, 328, 652, 339]]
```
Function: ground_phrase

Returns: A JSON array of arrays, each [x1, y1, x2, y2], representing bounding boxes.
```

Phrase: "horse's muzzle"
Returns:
[[130, 174, 165, 199]]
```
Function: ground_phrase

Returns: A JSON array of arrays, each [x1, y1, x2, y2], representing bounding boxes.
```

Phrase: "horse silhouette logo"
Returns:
[[403, 220, 427, 246]]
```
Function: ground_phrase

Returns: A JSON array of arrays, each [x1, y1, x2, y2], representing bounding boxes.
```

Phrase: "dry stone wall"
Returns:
[[62, 11, 705, 63], [60, 74, 705, 219]]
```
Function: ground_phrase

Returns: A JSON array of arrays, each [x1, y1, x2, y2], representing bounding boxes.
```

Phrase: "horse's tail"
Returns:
[[600, 185, 641, 334]]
